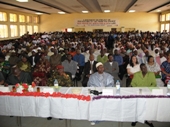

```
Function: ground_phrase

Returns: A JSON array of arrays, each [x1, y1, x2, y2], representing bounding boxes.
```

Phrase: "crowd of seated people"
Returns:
[[0, 30, 169, 87]]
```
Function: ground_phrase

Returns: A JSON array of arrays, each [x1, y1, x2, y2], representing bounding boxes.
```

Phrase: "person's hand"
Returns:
[[86, 74, 90, 78], [113, 68, 116, 71], [4, 83, 8, 87]]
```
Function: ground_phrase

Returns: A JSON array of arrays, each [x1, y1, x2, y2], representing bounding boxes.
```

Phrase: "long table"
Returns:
[[0, 87, 170, 127]]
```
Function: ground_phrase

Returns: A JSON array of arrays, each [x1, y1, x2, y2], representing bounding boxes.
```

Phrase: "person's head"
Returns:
[[76, 49, 81, 55], [40, 54, 46, 61], [89, 54, 94, 61], [51, 48, 55, 53], [114, 49, 119, 55], [56, 65, 64, 75], [67, 54, 72, 61], [21, 55, 28, 63], [133, 50, 138, 55], [89, 48, 94, 54], [100, 50, 105, 56], [0, 54, 5, 63], [96, 62, 104, 74], [159, 52, 164, 58], [108, 54, 113, 62], [32, 50, 37, 56], [12, 66, 21, 77], [140, 63, 147, 74], [155, 49, 159, 54], [130, 55, 138, 67], [145, 50, 149, 56], [37, 47, 42, 53], [64, 48, 69, 54], [71, 48, 75, 52], [147, 55, 154, 63], [167, 51, 170, 60]]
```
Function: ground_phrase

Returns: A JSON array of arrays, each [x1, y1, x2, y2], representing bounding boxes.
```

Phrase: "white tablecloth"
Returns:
[[0, 86, 170, 122]]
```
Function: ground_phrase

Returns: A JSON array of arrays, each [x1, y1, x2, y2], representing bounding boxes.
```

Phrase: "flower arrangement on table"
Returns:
[[15, 82, 36, 93]]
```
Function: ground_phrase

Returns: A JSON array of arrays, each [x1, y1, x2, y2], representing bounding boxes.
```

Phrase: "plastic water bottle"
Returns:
[[54, 79, 58, 88], [167, 80, 170, 96], [116, 80, 120, 95]]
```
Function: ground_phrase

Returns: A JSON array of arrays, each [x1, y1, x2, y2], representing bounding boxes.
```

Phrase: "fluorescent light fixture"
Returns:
[[35, 12, 43, 15], [58, 12, 66, 14], [129, 10, 136, 12], [16, 0, 28, 2], [157, 10, 161, 12], [104, 10, 110, 13], [82, 11, 88, 13]]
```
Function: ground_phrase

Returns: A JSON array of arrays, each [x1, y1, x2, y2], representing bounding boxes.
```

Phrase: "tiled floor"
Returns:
[[0, 77, 170, 127], [0, 116, 170, 127]]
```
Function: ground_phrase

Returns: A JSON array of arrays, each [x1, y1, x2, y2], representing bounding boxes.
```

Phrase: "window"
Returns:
[[27, 16, 32, 23], [0, 12, 7, 21], [34, 25, 38, 33], [10, 25, 18, 37], [166, 13, 170, 21], [161, 14, 165, 21], [0, 25, 8, 38], [27, 25, 32, 34], [20, 25, 26, 36], [161, 24, 165, 32], [165, 23, 170, 32], [33, 16, 38, 23], [10, 13, 17, 22], [19, 15, 25, 22]]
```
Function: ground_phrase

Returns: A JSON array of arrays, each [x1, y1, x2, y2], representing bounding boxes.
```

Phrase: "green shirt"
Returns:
[[97, 55, 108, 64], [131, 71, 156, 87]]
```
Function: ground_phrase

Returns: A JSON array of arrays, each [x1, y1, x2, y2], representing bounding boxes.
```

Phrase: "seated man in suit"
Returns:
[[5, 65, 32, 85], [87, 62, 114, 87], [82, 54, 98, 87], [104, 54, 120, 84]]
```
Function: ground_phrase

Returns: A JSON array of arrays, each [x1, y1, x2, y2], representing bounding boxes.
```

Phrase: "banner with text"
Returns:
[[75, 19, 119, 27]]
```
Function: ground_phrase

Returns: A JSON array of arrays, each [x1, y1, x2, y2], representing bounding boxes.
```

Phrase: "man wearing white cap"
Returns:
[[87, 62, 114, 87]]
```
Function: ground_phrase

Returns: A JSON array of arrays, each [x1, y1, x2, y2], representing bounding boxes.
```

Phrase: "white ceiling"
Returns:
[[0, 0, 169, 14]]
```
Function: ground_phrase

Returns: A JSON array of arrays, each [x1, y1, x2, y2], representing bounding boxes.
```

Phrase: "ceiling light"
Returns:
[[129, 10, 136, 13], [104, 10, 110, 13], [82, 11, 88, 13], [35, 12, 43, 15], [157, 10, 161, 12], [58, 12, 66, 14], [16, 0, 28, 2]]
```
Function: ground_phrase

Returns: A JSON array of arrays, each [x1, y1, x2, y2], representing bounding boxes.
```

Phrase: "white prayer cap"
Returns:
[[155, 47, 160, 50], [96, 62, 103, 68], [133, 49, 137, 51], [10, 50, 16, 53], [32, 49, 37, 53], [59, 48, 64, 51], [37, 47, 41, 50], [50, 46, 54, 49]]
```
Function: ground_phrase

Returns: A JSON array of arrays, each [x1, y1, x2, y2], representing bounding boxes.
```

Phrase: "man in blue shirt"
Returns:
[[161, 51, 170, 85], [73, 49, 85, 80], [113, 49, 124, 80]]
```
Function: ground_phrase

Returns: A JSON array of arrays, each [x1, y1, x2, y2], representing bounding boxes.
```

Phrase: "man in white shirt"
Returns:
[[62, 54, 77, 79], [87, 62, 114, 87]]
